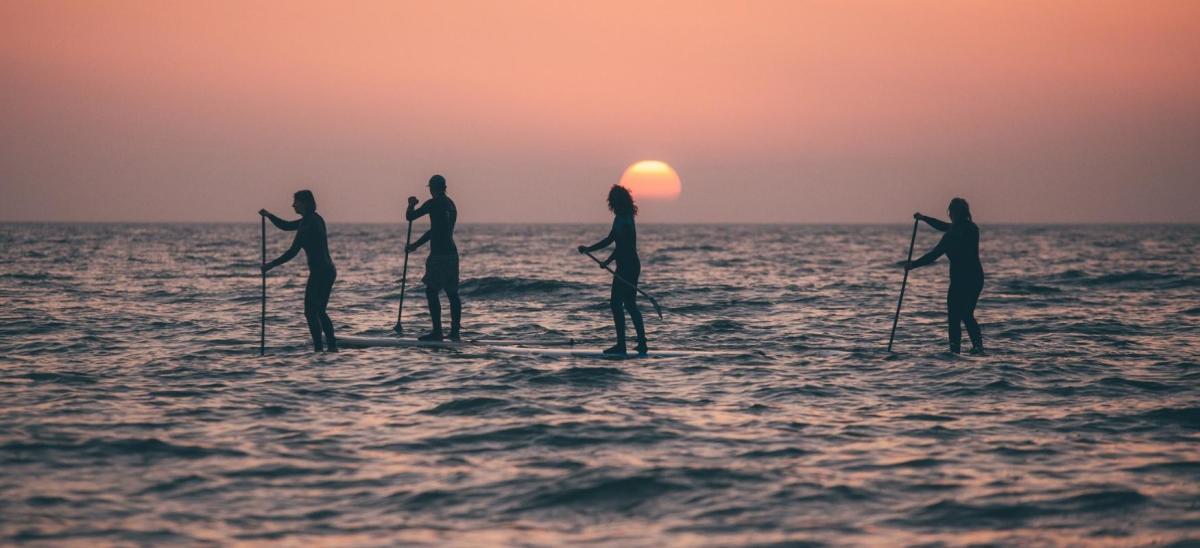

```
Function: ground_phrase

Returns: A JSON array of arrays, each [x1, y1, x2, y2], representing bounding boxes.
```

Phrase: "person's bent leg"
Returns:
[[317, 273, 337, 352], [947, 287, 963, 354], [304, 277, 324, 352], [605, 282, 627, 354], [964, 316, 982, 354], [625, 291, 647, 355], [948, 315, 963, 354], [447, 289, 462, 341], [964, 281, 983, 353], [420, 286, 444, 340]]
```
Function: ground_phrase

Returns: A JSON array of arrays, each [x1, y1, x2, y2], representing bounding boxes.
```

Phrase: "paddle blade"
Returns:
[[649, 297, 664, 320]]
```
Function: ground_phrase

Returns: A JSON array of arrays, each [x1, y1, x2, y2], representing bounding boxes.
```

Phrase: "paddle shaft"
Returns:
[[888, 219, 920, 352], [583, 251, 663, 319], [260, 215, 266, 356], [394, 219, 413, 331]]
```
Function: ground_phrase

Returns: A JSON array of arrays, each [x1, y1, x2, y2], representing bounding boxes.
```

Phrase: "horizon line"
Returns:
[[2, 220, 1197, 226]]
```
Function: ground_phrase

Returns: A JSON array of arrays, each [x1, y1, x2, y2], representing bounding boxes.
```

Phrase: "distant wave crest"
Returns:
[[459, 276, 589, 297]]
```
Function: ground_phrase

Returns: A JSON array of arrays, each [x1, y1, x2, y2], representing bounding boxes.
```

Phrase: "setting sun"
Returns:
[[619, 161, 682, 201]]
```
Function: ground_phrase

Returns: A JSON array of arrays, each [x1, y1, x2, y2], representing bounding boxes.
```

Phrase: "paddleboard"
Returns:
[[486, 345, 745, 359], [338, 335, 574, 349]]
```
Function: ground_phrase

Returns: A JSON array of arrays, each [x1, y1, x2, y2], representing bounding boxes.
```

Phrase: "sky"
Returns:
[[1, 0, 1198, 223]]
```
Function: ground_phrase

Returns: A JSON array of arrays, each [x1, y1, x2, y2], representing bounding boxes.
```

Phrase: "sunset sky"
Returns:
[[2, 0, 1197, 223]]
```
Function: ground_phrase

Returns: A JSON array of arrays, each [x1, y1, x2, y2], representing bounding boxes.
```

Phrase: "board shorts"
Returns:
[[423, 254, 459, 291]]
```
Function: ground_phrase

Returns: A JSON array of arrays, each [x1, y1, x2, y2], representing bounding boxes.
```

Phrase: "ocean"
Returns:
[[1, 223, 1198, 545]]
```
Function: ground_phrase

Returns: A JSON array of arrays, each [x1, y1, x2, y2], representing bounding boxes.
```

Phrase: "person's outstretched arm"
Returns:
[[579, 221, 617, 255], [264, 220, 307, 270], [260, 210, 301, 231], [407, 231, 431, 253], [915, 213, 950, 232], [908, 232, 949, 270], [599, 220, 629, 266]]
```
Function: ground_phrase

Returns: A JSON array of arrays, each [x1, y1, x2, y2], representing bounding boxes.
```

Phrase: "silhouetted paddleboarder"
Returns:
[[905, 198, 985, 354], [260, 190, 338, 352], [406, 175, 461, 341], [578, 185, 648, 355]]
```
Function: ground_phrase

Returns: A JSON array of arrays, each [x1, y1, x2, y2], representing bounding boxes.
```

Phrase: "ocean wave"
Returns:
[[753, 384, 837, 399], [223, 464, 344, 479], [1052, 269, 1089, 280], [899, 488, 1147, 529], [671, 299, 774, 313], [901, 413, 958, 422], [1094, 376, 1174, 392], [507, 466, 768, 516], [738, 447, 811, 459], [510, 473, 685, 513], [1051, 270, 1200, 288], [1089, 271, 1173, 285], [527, 366, 629, 386], [459, 276, 588, 297], [1, 437, 245, 462], [422, 397, 511, 416], [1001, 280, 1062, 294], [12, 528, 198, 544], [420, 422, 675, 451], [1135, 407, 1200, 429], [655, 244, 721, 253], [700, 318, 748, 332], [136, 474, 208, 495], [0, 271, 71, 281], [1125, 460, 1200, 475], [17, 371, 98, 384]]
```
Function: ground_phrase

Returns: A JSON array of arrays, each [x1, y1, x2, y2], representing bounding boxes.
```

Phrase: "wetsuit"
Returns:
[[909, 217, 984, 353], [584, 214, 645, 350], [406, 194, 460, 336], [266, 213, 337, 351]]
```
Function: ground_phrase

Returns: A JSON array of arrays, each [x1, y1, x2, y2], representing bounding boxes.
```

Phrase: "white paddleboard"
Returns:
[[338, 335, 574, 349], [486, 345, 745, 359]]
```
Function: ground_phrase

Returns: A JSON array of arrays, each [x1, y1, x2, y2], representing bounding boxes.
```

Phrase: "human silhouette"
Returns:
[[260, 190, 338, 352], [906, 197, 985, 354], [406, 174, 461, 341], [578, 185, 648, 355]]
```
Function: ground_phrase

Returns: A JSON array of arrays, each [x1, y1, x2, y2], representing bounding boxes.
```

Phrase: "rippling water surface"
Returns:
[[2, 223, 1198, 545]]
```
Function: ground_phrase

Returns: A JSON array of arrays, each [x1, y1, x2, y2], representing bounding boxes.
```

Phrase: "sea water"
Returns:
[[1, 223, 1197, 545]]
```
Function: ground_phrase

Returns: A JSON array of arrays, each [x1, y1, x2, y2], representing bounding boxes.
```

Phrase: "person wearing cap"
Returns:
[[405, 174, 461, 341]]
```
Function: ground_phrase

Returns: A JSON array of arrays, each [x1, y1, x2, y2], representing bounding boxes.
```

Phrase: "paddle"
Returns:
[[887, 218, 920, 352], [393, 218, 413, 333], [583, 251, 664, 319], [260, 214, 266, 356]]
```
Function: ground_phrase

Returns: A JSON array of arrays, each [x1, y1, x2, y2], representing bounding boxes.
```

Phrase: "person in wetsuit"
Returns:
[[578, 184, 648, 355], [406, 174, 461, 341], [260, 190, 338, 352], [906, 197, 985, 354]]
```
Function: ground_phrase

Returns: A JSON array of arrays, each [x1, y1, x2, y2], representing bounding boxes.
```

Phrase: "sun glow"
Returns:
[[618, 161, 682, 200]]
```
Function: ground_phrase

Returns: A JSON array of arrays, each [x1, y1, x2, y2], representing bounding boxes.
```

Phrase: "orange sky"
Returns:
[[1, 0, 1198, 222]]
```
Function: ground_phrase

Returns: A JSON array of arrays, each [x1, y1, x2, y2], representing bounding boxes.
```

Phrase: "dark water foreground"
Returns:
[[1, 223, 1197, 545]]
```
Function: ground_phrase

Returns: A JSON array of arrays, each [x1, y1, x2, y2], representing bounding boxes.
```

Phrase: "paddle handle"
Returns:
[[583, 251, 663, 319], [395, 219, 413, 331], [888, 219, 920, 352], [260, 215, 266, 356]]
